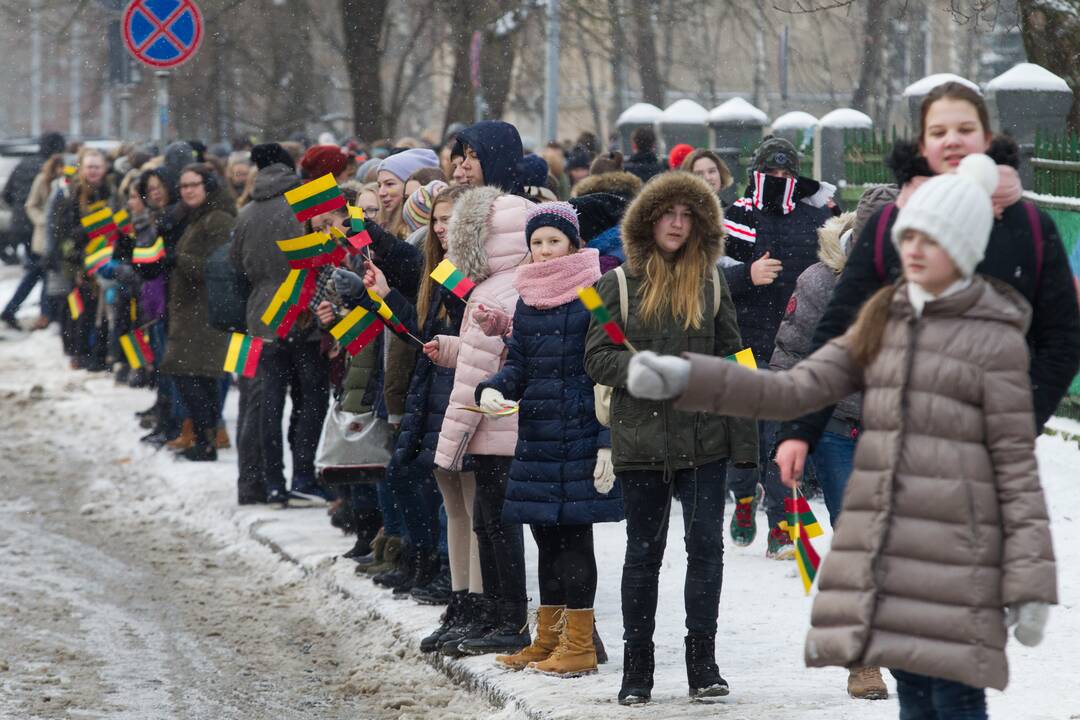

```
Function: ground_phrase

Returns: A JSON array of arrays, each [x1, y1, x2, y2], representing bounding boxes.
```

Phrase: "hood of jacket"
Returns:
[[619, 171, 724, 275], [568, 192, 628, 242], [251, 163, 300, 202], [571, 171, 642, 200], [892, 275, 1031, 333], [161, 141, 196, 193], [453, 121, 523, 194], [514, 248, 601, 309], [446, 186, 530, 284], [816, 211, 856, 274]]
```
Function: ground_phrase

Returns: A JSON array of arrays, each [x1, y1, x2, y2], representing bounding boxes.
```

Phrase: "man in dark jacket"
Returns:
[[718, 136, 834, 555], [1, 131, 65, 329], [622, 127, 663, 184], [453, 121, 524, 194]]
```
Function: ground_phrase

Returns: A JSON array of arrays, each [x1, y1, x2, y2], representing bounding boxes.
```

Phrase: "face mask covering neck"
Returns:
[[750, 171, 822, 215]]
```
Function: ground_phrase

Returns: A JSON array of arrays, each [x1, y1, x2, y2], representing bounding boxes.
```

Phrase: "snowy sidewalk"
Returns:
[[2, 269, 1078, 719]]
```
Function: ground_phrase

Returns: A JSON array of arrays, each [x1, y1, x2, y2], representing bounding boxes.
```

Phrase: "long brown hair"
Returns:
[[40, 154, 65, 186], [919, 82, 992, 146], [416, 185, 469, 324], [638, 224, 712, 331], [847, 284, 897, 367]]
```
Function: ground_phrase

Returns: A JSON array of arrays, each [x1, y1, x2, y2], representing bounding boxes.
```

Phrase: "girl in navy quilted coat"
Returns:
[[475, 201, 622, 678]]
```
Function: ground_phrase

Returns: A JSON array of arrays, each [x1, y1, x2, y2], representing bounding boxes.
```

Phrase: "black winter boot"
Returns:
[[411, 557, 451, 605], [618, 642, 655, 706], [685, 634, 729, 700], [457, 599, 530, 656], [393, 549, 437, 598], [441, 594, 496, 657], [421, 590, 466, 653]]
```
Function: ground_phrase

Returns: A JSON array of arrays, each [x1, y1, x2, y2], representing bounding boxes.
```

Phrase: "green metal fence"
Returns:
[[1032, 129, 1080, 198]]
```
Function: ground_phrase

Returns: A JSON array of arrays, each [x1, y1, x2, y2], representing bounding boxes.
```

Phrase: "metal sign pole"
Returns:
[[118, 86, 132, 139], [154, 70, 171, 142]]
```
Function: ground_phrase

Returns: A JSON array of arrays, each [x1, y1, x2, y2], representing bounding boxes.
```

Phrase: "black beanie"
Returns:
[[251, 143, 295, 171], [39, 132, 66, 157]]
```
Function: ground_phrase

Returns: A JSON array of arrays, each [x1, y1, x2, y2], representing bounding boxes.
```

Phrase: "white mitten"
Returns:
[[593, 448, 615, 494], [479, 387, 516, 415], [627, 350, 691, 400], [1006, 602, 1049, 647]]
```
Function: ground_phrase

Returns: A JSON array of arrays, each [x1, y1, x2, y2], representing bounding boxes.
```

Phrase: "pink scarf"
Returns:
[[514, 248, 601, 309], [993, 165, 1023, 219]]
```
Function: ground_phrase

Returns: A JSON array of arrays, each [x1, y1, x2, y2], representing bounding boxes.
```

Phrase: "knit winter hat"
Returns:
[[378, 148, 439, 183], [403, 180, 448, 232], [751, 135, 800, 176], [300, 144, 348, 179], [668, 144, 694, 171], [525, 201, 581, 248], [891, 153, 999, 278], [251, 142, 295, 171]]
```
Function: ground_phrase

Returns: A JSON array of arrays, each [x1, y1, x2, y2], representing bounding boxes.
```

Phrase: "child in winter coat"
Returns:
[[627, 154, 1057, 719], [472, 202, 623, 678]]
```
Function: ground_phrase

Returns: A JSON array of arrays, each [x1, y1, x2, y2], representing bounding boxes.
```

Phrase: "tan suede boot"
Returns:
[[495, 606, 564, 671], [362, 535, 401, 575], [848, 666, 888, 700], [527, 608, 598, 677], [166, 419, 195, 451], [215, 425, 231, 449]]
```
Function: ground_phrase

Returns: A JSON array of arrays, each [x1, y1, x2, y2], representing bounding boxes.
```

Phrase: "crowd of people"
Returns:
[[2, 81, 1079, 717]]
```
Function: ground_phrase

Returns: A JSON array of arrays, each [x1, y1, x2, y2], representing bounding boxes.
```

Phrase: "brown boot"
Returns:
[[495, 606, 564, 671], [527, 608, 597, 677], [166, 419, 196, 451], [361, 535, 401, 575], [215, 425, 231, 449], [848, 666, 888, 700]]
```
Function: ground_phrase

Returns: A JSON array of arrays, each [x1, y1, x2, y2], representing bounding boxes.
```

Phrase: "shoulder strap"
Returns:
[[1023, 201, 1044, 291], [614, 266, 629, 325], [874, 203, 898, 283], [711, 264, 722, 317]]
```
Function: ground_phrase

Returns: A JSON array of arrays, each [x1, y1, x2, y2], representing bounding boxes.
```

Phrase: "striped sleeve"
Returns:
[[723, 197, 757, 244]]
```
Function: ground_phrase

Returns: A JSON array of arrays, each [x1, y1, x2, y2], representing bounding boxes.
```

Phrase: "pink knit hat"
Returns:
[[525, 201, 581, 247]]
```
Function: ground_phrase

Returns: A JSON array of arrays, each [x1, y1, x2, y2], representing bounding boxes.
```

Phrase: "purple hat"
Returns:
[[525, 201, 581, 248], [377, 148, 439, 183]]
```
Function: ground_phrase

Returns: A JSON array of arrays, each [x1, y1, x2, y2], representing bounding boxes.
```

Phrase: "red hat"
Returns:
[[300, 145, 349, 179], [668, 143, 695, 171]]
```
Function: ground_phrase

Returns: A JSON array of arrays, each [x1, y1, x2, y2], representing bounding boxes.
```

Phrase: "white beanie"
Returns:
[[891, 153, 999, 277]]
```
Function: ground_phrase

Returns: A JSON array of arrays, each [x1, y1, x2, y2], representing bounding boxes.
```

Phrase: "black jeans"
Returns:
[[531, 524, 596, 609], [473, 455, 526, 603], [620, 460, 727, 643], [236, 374, 265, 503], [173, 375, 220, 437], [387, 459, 442, 554], [892, 670, 987, 720], [258, 339, 329, 495]]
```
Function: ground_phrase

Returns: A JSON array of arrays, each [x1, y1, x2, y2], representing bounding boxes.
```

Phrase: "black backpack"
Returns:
[[205, 240, 250, 333]]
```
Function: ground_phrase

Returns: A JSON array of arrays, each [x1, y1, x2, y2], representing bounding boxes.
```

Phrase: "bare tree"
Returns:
[[629, 0, 665, 106], [1018, 0, 1080, 131], [341, 0, 389, 140]]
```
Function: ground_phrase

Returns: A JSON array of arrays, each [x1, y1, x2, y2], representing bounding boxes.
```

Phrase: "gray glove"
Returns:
[[1006, 602, 1049, 647], [331, 268, 364, 302], [627, 350, 691, 400]]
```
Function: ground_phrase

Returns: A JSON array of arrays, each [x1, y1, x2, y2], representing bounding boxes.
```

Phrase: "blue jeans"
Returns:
[[2, 253, 44, 319], [620, 460, 727, 642], [386, 459, 442, 553], [811, 430, 855, 526], [376, 480, 405, 537], [892, 670, 987, 720]]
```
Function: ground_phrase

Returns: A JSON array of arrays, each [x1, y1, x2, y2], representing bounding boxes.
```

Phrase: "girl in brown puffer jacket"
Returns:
[[626, 154, 1056, 718]]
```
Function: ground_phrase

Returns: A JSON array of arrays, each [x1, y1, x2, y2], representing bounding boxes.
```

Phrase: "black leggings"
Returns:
[[473, 455, 526, 603], [173, 375, 220, 436], [531, 524, 597, 609]]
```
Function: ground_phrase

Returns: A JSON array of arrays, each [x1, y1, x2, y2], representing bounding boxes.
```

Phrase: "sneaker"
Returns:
[[766, 525, 796, 560], [848, 666, 888, 700], [730, 483, 763, 547]]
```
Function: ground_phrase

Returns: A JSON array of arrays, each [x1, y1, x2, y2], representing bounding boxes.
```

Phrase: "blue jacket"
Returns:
[[477, 297, 622, 526]]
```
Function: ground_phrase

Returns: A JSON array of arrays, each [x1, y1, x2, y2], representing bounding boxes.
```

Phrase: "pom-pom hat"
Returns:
[[525, 201, 581, 248]]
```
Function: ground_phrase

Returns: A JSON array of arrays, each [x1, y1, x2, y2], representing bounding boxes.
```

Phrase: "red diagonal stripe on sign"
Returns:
[[135, 0, 196, 55]]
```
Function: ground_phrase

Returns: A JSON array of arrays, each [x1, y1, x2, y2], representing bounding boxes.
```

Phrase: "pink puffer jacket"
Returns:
[[434, 187, 531, 470]]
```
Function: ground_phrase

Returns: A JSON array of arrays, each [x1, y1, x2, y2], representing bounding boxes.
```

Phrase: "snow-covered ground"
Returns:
[[1, 265, 1078, 719]]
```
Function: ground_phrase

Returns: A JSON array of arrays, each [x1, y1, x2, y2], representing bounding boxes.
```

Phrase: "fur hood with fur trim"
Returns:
[[445, 186, 531, 285], [571, 170, 643, 200], [816, 211, 856, 274], [619, 171, 725, 275]]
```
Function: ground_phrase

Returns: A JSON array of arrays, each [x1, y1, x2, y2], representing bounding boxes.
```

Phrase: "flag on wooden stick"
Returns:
[[430, 259, 475, 300], [284, 173, 346, 222]]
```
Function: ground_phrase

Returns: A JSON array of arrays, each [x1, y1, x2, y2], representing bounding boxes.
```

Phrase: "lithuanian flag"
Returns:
[[348, 204, 366, 233], [80, 207, 117, 243], [113, 208, 135, 237], [261, 268, 317, 338], [726, 348, 757, 369], [284, 173, 346, 222], [784, 495, 824, 540], [133, 237, 166, 264], [119, 329, 155, 370], [276, 231, 343, 269], [577, 286, 627, 345], [330, 224, 370, 255], [367, 289, 407, 334], [84, 244, 113, 275], [330, 305, 384, 355], [430, 259, 475, 300], [67, 288, 84, 319], [792, 517, 822, 595], [223, 332, 264, 378]]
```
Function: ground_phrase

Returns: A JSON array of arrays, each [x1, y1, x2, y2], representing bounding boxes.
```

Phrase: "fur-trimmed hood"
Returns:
[[816, 211, 856, 274], [572, 170, 643, 200], [446, 186, 531, 284], [619, 171, 725, 275]]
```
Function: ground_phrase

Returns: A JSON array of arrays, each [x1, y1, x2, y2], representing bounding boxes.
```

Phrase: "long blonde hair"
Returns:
[[416, 185, 469, 324], [638, 227, 711, 331]]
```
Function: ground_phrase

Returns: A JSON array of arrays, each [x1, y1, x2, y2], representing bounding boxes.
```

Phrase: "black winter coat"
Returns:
[[623, 151, 663, 184], [2, 154, 44, 238], [778, 199, 1080, 448]]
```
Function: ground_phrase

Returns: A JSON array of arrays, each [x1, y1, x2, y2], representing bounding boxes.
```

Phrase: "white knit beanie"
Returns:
[[891, 153, 999, 277]]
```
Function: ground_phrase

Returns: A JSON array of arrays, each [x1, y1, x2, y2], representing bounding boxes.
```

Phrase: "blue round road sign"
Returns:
[[122, 0, 203, 69]]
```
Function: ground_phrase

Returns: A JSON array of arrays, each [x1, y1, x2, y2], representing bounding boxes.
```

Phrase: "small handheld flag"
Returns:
[[276, 231, 344, 269], [80, 207, 117, 244], [726, 348, 757, 369], [784, 494, 824, 540], [133, 237, 166, 264], [430, 259, 476, 300], [329, 305, 384, 356], [331, 224, 370, 255], [577, 286, 636, 353], [119, 329, 155, 370], [348, 204, 366, 233], [67, 289, 84, 319], [284, 173, 346, 222], [789, 487, 822, 595], [345, 205, 373, 253], [223, 333, 264, 378], [367, 289, 423, 346], [113, 208, 134, 237], [261, 268, 318, 338]]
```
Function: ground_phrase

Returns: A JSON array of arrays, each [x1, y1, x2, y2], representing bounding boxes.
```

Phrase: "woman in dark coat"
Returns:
[[160, 163, 236, 461]]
